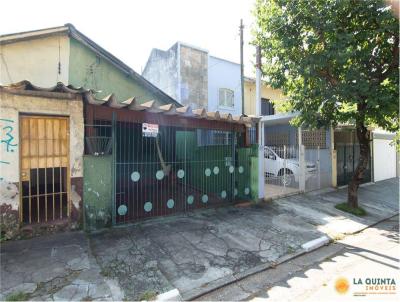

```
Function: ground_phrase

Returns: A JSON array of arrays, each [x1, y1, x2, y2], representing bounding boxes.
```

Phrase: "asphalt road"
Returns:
[[197, 215, 400, 301]]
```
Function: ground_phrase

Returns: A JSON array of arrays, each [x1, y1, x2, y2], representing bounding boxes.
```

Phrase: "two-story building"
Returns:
[[142, 42, 243, 116]]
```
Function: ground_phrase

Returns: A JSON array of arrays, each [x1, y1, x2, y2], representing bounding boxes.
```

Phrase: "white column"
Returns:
[[298, 127, 305, 192], [256, 46, 264, 200]]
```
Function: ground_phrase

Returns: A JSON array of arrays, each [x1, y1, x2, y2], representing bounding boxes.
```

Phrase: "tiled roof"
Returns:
[[0, 81, 259, 125]]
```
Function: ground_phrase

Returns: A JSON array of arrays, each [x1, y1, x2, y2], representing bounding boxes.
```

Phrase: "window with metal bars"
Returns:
[[261, 98, 275, 116], [84, 120, 112, 155], [196, 129, 233, 146]]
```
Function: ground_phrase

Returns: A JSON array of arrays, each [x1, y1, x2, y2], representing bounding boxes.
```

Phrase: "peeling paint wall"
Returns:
[[0, 35, 70, 86], [142, 43, 209, 109], [69, 38, 173, 106], [83, 155, 112, 230], [142, 44, 179, 101], [0, 90, 84, 238], [0, 180, 19, 239], [180, 44, 208, 109]]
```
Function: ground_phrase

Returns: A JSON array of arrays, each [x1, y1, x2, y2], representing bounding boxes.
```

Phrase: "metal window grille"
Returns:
[[85, 120, 112, 155], [265, 132, 290, 146], [261, 98, 275, 116], [298, 129, 327, 149], [196, 129, 233, 146]]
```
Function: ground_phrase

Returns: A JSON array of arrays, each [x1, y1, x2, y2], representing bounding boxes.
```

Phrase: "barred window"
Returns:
[[298, 129, 327, 149], [265, 132, 290, 146], [248, 127, 257, 145], [197, 129, 233, 146], [261, 98, 275, 116]]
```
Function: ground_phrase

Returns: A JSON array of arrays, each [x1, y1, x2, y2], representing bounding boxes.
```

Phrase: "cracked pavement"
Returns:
[[0, 178, 398, 301]]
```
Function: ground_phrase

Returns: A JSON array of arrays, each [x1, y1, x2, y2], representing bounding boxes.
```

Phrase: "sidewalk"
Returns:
[[0, 178, 398, 301]]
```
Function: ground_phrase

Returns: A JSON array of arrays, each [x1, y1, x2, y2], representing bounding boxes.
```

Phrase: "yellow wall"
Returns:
[[244, 80, 286, 116], [0, 35, 70, 86]]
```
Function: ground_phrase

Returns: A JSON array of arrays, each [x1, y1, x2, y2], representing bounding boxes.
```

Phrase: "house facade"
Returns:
[[0, 26, 260, 239], [0, 24, 180, 239], [0, 83, 85, 239], [0, 81, 258, 238], [142, 42, 243, 115]]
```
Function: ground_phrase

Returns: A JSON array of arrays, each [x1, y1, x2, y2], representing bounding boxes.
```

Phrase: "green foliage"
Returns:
[[138, 291, 157, 301], [5, 292, 30, 301], [335, 202, 367, 216], [253, 0, 399, 132]]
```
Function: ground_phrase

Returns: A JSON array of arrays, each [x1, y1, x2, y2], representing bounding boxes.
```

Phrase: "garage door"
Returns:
[[373, 133, 396, 182]]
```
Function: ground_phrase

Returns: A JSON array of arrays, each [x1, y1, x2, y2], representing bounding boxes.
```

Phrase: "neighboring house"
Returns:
[[244, 77, 398, 195], [207, 56, 242, 116], [0, 24, 180, 106], [142, 42, 208, 109], [243, 77, 334, 196], [142, 42, 243, 115], [243, 76, 286, 116]]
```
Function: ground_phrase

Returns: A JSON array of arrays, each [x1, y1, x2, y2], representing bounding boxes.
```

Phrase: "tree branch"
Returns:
[[378, 35, 399, 82], [318, 69, 339, 87]]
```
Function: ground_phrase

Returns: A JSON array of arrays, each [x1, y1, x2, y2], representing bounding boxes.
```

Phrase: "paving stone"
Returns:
[[53, 284, 89, 301]]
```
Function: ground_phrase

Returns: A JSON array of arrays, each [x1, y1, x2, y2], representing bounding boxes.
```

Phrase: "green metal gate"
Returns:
[[84, 106, 257, 226]]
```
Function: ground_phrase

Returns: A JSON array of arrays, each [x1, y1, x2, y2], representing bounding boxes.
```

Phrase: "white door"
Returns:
[[373, 137, 396, 182]]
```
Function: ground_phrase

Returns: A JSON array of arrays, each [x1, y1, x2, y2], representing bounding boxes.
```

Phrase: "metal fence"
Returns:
[[84, 111, 257, 226]]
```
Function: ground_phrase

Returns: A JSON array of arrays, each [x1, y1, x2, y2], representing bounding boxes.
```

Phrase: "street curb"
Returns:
[[182, 249, 307, 301], [301, 236, 330, 252], [347, 213, 399, 235], [183, 214, 399, 301], [156, 288, 181, 301]]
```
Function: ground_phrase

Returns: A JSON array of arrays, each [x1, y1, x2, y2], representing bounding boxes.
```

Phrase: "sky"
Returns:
[[0, 0, 257, 77]]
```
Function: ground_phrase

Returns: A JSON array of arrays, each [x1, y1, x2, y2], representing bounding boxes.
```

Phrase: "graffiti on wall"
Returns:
[[0, 118, 17, 166]]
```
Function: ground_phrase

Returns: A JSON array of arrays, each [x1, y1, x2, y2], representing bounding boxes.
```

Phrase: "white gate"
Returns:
[[373, 134, 396, 182], [264, 145, 301, 199]]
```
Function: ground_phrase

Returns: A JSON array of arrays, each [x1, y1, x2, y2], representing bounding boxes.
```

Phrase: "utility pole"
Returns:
[[256, 45, 265, 201], [240, 19, 245, 115]]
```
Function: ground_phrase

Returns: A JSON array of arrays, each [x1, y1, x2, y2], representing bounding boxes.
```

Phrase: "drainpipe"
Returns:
[[256, 46, 265, 201]]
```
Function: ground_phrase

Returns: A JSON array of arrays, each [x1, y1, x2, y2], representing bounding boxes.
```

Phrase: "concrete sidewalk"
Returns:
[[198, 215, 399, 301], [0, 178, 398, 301]]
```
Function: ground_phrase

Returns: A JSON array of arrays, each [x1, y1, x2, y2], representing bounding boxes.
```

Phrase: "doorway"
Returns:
[[20, 115, 70, 224]]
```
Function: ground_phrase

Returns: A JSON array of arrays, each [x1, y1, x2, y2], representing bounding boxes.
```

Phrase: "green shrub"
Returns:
[[5, 292, 30, 301], [335, 203, 367, 217]]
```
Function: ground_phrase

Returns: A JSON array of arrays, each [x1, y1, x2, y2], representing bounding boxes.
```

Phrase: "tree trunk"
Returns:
[[347, 123, 370, 208]]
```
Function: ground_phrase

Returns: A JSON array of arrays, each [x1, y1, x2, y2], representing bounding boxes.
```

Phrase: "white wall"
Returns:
[[207, 56, 242, 116], [0, 35, 70, 86], [373, 134, 396, 182]]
